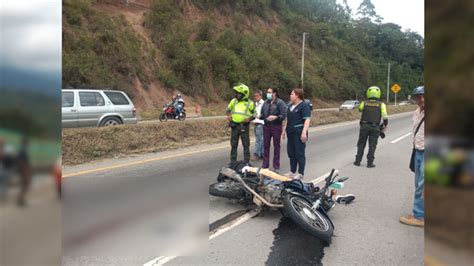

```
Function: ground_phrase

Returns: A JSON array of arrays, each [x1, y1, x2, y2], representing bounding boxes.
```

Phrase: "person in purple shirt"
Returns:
[[260, 88, 287, 172]]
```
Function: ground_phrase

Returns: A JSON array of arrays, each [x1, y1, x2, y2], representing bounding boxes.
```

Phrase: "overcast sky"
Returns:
[[0, 0, 61, 73], [338, 0, 424, 37]]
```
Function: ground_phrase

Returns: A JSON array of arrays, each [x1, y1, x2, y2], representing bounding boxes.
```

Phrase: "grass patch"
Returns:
[[138, 109, 163, 121], [63, 119, 230, 165]]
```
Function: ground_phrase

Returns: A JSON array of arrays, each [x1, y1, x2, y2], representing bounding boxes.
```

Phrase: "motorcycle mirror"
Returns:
[[326, 168, 335, 182], [337, 177, 349, 182]]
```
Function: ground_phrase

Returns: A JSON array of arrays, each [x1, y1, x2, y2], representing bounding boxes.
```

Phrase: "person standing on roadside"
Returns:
[[17, 136, 32, 207], [0, 138, 7, 202], [252, 90, 265, 160], [283, 89, 311, 180], [353, 86, 388, 168], [226, 83, 256, 164], [400, 86, 425, 227], [260, 88, 287, 172]]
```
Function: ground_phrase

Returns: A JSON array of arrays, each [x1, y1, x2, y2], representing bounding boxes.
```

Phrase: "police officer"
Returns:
[[226, 84, 256, 163], [354, 86, 388, 168]]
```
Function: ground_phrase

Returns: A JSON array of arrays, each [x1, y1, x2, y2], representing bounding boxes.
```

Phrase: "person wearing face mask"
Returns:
[[260, 87, 287, 172], [282, 89, 311, 179], [226, 83, 256, 164]]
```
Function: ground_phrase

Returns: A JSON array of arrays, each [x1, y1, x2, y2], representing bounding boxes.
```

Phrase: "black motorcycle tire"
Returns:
[[283, 193, 334, 243], [159, 113, 167, 122], [178, 111, 186, 121], [209, 181, 244, 200]]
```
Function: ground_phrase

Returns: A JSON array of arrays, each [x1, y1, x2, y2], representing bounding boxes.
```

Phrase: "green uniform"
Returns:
[[355, 100, 388, 165], [227, 98, 256, 163]]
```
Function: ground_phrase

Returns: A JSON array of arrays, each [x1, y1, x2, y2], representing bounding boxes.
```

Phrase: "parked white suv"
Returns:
[[339, 100, 360, 111], [62, 89, 138, 128]]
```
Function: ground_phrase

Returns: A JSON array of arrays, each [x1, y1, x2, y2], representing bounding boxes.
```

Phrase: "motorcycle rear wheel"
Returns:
[[209, 181, 244, 200], [178, 112, 186, 121], [283, 193, 334, 243]]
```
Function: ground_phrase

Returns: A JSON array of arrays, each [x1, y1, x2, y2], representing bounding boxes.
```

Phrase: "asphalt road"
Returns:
[[63, 112, 424, 265]]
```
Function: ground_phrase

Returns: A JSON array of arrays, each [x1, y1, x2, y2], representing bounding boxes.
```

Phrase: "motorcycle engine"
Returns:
[[261, 183, 282, 204]]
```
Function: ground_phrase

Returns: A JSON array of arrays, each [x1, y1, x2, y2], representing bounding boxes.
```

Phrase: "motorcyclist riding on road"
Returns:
[[173, 94, 185, 119]]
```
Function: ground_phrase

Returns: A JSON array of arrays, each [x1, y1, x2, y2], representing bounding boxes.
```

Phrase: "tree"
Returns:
[[341, 0, 352, 19], [357, 0, 382, 23]]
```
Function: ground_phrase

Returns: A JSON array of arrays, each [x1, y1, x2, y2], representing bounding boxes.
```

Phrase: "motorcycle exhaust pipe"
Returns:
[[219, 167, 283, 208], [219, 167, 239, 181]]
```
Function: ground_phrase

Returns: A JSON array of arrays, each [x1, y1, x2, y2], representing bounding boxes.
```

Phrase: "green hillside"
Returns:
[[63, 0, 423, 106]]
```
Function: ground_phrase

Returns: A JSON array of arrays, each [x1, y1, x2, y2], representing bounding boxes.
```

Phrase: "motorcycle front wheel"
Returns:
[[209, 181, 244, 200], [159, 113, 167, 122], [283, 193, 334, 243]]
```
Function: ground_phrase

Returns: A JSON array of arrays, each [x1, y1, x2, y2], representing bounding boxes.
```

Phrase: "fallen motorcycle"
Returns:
[[209, 161, 355, 243]]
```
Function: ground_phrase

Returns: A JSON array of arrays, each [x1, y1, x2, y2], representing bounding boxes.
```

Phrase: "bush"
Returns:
[[196, 19, 216, 41], [63, 1, 154, 94]]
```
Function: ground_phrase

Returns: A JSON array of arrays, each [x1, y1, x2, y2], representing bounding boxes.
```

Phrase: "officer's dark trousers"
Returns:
[[355, 123, 380, 163], [230, 123, 250, 163], [287, 130, 306, 175]]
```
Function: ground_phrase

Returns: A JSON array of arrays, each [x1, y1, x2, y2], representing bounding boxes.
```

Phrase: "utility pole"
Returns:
[[301, 32, 306, 90], [386, 62, 390, 104]]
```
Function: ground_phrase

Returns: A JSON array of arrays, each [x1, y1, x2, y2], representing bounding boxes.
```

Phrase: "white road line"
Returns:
[[144, 256, 165, 266], [209, 208, 262, 240], [390, 132, 412, 144], [144, 208, 261, 265], [144, 256, 178, 266]]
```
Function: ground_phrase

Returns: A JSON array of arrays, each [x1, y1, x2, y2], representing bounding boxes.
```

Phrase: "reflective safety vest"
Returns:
[[227, 98, 255, 123], [359, 100, 387, 124]]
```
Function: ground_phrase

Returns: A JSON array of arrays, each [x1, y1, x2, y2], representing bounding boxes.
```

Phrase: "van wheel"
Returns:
[[100, 117, 122, 127]]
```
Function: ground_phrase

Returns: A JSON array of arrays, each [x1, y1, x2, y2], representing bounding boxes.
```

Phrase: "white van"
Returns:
[[62, 89, 138, 128]]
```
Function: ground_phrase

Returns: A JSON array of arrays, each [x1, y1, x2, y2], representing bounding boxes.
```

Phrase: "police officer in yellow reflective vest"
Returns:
[[354, 86, 388, 168], [226, 84, 256, 164]]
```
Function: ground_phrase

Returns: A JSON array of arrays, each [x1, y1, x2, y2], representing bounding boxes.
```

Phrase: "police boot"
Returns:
[[367, 162, 376, 168], [353, 156, 361, 166]]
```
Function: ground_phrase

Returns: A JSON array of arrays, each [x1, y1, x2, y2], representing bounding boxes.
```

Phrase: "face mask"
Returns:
[[235, 93, 243, 100], [266, 93, 273, 100]]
